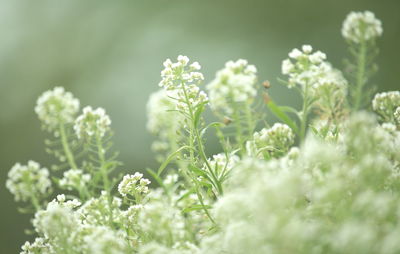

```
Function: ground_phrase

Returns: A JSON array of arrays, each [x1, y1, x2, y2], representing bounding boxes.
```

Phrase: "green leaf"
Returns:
[[146, 168, 168, 192], [267, 100, 299, 135], [182, 204, 212, 213], [193, 102, 207, 127], [157, 146, 190, 176]]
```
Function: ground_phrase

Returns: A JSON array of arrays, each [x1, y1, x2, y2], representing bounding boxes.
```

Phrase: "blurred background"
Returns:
[[0, 0, 399, 252]]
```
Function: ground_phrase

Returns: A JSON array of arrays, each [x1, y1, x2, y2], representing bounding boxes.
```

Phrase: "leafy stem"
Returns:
[[59, 122, 78, 169]]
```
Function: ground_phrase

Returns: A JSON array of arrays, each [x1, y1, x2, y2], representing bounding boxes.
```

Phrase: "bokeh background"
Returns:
[[0, 0, 399, 252]]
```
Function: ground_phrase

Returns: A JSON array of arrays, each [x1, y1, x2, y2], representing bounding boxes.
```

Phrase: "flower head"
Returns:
[[74, 106, 111, 139], [159, 55, 208, 112], [59, 169, 91, 191], [118, 172, 151, 197], [342, 11, 383, 43], [35, 87, 80, 131], [207, 59, 257, 115], [372, 91, 400, 123], [247, 123, 295, 158], [6, 161, 51, 202]]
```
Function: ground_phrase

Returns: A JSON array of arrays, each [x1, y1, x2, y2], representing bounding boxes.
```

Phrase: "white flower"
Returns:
[[6, 161, 51, 202], [372, 91, 400, 122], [83, 226, 127, 254], [247, 123, 295, 158], [288, 48, 302, 59], [302, 45, 313, 53], [394, 107, 400, 124], [205, 153, 240, 179], [159, 55, 208, 112], [207, 59, 257, 115], [118, 172, 151, 197], [74, 106, 111, 139], [59, 169, 91, 191], [35, 87, 80, 131], [342, 11, 383, 43]]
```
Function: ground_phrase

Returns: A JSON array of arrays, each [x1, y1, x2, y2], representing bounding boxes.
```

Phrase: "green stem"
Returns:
[[354, 41, 367, 111], [96, 133, 110, 192], [299, 83, 310, 142], [59, 123, 77, 169]]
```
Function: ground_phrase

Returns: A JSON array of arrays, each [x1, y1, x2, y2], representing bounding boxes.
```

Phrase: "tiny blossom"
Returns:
[[159, 55, 208, 112], [59, 169, 91, 191], [247, 123, 295, 158], [118, 172, 151, 197], [74, 106, 111, 139], [342, 11, 383, 43], [83, 226, 127, 254], [146, 89, 183, 137], [372, 91, 400, 122], [35, 87, 80, 131], [20, 237, 52, 254], [205, 153, 240, 177], [159, 55, 204, 90], [6, 161, 51, 202], [207, 59, 257, 115], [394, 107, 400, 125]]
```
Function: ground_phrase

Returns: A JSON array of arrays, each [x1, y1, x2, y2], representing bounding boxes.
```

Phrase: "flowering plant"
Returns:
[[7, 10, 400, 254]]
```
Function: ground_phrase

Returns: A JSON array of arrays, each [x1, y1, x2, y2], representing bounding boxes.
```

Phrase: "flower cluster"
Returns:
[[202, 113, 400, 254], [395, 107, 400, 125], [118, 172, 151, 198], [207, 59, 257, 115], [282, 45, 346, 91], [146, 89, 184, 156], [74, 106, 111, 139], [205, 153, 240, 178], [372, 91, 400, 123], [59, 169, 91, 191], [342, 11, 383, 43], [246, 123, 295, 158], [6, 161, 51, 202], [159, 55, 208, 111], [35, 87, 80, 131]]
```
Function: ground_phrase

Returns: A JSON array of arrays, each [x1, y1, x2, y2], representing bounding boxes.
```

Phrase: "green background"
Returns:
[[0, 0, 399, 252]]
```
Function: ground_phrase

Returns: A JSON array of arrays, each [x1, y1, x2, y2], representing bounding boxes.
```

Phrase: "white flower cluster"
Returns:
[[372, 91, 400, 122], [74, 106, 111, 139], [207, 59, 257, 115], [202, 113, 400, 254], [206, 153, 240, 177], [146, 89, 184, 156], [6, 161, 51, 202], [83, 226, 128, 254], [342, 11, 383, 43], [20, 237, 52, 254], [159, 55, 208, 111], [59, 169, 91, 191], [247, 123, 295, 158], [395, 107, 400, 125], [35, 87, 80, 131], [118, 172, 151, 197], [147, 89, 183, 135], [282, 45, 347, 92]]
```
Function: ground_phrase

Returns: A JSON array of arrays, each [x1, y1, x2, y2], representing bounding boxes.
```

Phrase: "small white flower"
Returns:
[[6, 161, 51, 202], [118, 172, 151, 197], [207, 59, 257, 115], [74, 106, 111, 139], [35, 87, 80, 131], [289, 48, 302, 59], [302, 45, 313, 53], [342, 11, 383, 43]]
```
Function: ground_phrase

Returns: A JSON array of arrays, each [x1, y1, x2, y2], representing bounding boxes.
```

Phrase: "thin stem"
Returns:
[[353, 41, 367, 111], [96, 133, 110, 192], [299, 83, 310, 142], [59, 123, 77, 169]]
